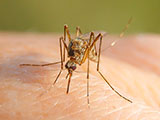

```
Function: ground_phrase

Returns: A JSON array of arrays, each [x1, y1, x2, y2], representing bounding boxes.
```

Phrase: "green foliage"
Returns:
[[0, 0, 159, 33]]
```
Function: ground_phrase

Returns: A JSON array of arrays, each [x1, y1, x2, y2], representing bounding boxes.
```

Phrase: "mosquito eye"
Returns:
[[71, 66, 76, 71], [65, 64, 68, 68]]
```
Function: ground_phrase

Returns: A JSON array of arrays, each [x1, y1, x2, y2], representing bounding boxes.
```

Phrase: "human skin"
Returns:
[[0, 33, 160, 120]]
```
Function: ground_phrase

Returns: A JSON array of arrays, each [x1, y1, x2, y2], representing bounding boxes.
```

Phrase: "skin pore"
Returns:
[[0, 33, 160, 120]]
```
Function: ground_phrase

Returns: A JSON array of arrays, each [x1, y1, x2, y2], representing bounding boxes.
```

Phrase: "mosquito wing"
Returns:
[[101, 33, 124, 53], [79, 31, 107, 40]]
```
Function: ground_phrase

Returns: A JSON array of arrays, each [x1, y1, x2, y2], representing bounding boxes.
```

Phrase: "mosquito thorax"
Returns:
[[68, 41, 74, 56], [65, 60, 77, 71]]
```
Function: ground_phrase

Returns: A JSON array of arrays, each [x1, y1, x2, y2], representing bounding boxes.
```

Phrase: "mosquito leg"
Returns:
[[89, 33, 97, 56], [88, 32, 97, 56], [20, 61, 61, 67], [60, 37, 63, 69], [97, 35, 102, 72], [86, 32, 96, 105], [89, 33, 102, 50], [52, 37, 69, 85], [80, 33, 102, 66], [97, 71, 133, 103], [76, 26, 82, 37], [61, 38, 68, 53], [63, 25, 71, 62], [96, 35, 133, 103], [19, 37, 66, 67], [53, 70, 62, 85], [64, 24, 71, 41], [88, 32, 94, 45], [38, 37, 64, 97], [78, 32, 95, 105], [63, 25, 66, 62], [52, 36, 69, 85], [91, 33, 98, 55], [87, 46, 90, 106], [52, 37, 64, 84]]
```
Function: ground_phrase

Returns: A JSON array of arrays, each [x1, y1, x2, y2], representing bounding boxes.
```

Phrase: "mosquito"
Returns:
[[20, 18, 133, 105]]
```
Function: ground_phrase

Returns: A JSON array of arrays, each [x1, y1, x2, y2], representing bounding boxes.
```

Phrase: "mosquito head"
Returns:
[[65, 60, 77, 72]]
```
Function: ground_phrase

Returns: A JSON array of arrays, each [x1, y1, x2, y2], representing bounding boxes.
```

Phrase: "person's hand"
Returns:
[[0, 33, 160, 120]]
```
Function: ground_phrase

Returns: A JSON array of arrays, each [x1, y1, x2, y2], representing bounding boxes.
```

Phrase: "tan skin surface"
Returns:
[[0, 33, 160, 120]]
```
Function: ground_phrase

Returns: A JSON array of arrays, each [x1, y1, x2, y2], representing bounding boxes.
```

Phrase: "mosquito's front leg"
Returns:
[[63, 25, 71, 62], [38, 36, 68, 97], [35, 37, 65, 97], [19, 37, 66, 68], [64, 24, 71, 41], [53, 37, 66, 84]]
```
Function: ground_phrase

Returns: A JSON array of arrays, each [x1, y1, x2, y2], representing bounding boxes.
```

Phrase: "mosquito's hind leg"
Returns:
[[96, 34, 133, 103]]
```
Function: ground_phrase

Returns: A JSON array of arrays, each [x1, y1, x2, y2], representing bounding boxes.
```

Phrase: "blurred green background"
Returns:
[[0, 0, 159, 34]]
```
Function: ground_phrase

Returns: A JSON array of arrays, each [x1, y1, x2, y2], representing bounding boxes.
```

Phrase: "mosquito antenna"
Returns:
[[102, 17, 132, 52]]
